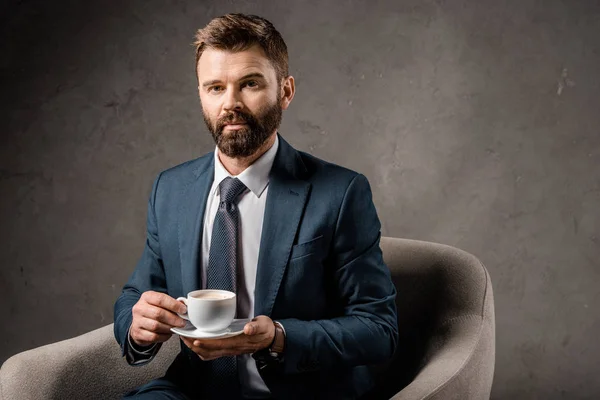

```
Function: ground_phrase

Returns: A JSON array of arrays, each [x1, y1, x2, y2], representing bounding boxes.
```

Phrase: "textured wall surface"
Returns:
[[1, 0, 599, 398]]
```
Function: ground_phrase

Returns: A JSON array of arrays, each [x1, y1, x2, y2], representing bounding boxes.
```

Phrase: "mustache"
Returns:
[[218, 111, 251, 126]]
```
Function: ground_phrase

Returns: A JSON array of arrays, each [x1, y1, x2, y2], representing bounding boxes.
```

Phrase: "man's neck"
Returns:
[[218, 132, 277, 176]]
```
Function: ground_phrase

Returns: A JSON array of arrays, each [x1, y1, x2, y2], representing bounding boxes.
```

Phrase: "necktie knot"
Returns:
[[219, 177, 247, 205]]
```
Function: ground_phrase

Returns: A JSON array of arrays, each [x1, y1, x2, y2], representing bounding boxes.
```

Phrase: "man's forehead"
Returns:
[[197, 46, 274, 79]]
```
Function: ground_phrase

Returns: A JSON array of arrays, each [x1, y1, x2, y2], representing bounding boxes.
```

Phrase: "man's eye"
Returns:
[[245, 81, 258, 87], [209, 86, 223, 93]]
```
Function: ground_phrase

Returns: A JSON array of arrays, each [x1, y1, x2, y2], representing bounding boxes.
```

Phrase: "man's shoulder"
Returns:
[[157, 152, 214, 183], [296, 149, 362, 185]]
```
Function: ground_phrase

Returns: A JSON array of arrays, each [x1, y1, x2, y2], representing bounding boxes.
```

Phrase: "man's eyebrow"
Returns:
[[201, 73, 266, 88]]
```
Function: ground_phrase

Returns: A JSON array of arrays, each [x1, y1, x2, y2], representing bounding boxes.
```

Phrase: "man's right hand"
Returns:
[[130, 291, 188, 347]]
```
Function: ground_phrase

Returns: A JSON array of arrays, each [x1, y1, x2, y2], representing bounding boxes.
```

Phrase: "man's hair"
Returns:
[[194, 13, 289, 82]]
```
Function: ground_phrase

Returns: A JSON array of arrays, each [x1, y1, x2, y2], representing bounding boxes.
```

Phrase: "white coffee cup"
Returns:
[[176, 289, 236, 332]]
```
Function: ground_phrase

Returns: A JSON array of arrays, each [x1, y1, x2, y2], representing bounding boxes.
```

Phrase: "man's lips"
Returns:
[[223, 122, 247, 129]]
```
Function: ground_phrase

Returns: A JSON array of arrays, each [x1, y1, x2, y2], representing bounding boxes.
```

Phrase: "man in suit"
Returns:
[[114, 13, 398, 400]]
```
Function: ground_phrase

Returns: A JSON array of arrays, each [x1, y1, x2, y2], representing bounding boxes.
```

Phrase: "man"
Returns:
[[114, 13, 398, 400]]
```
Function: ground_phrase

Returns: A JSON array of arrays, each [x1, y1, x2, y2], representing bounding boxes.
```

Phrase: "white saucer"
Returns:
[[171, 318, 250, 339]]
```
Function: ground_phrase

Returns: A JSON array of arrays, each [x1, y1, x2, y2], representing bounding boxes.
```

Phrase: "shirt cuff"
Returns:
[[275, 320, 287, 338], [126, 326, 160, 365], [127, 328, 158, 354]]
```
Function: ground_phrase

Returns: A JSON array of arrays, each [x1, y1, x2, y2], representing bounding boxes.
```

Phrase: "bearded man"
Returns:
[[114, 13, 398, 400]]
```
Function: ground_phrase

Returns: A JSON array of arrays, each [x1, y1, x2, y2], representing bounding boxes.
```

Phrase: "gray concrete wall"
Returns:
[[1, 0, 598, 398]]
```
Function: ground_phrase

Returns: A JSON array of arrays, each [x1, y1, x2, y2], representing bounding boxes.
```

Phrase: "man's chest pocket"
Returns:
[[289, 235, 325, 261]]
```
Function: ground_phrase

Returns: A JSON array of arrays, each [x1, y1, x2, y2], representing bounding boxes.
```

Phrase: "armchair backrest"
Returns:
[[366, 237, 495, 399]]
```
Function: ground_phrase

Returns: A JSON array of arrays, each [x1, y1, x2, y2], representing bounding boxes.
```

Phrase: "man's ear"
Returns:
[[280, 76, 295, 110]]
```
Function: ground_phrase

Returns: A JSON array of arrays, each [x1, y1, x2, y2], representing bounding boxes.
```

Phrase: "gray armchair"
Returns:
[[0, 237, 495, 399]]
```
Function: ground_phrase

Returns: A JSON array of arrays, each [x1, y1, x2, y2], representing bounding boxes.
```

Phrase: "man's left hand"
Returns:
[[181, 315, 275, 361]]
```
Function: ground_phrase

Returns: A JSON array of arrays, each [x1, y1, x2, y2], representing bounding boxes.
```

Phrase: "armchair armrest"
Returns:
[[393, 313, 495, 400], [0, 323, 179, 400]]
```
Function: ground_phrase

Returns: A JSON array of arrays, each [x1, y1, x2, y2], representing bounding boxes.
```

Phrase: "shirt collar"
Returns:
[[213, 134, 279, 198]]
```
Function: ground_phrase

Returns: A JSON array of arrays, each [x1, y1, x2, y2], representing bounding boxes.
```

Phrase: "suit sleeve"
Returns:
[[113, 172, 167, 365], [277, 173, 399, 374]]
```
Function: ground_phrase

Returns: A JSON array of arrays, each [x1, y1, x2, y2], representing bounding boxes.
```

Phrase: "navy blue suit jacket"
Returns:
[[114, 134, 398, 399]]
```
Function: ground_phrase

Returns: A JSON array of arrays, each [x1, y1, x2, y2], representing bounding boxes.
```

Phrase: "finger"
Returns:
[[130, 330, 154, 347], [143, 291, 187, 314], [193, 336, 244, 349], [207, 350, 233, 359], [193, 337, 257, 354], [193, 339, 219, 349], [133, 328, 172, 345], [244, 315, 272, 336], [181, 336, 195, 348], [140, 304, 186, 328], [180, 338, 228, 359], [244, 322, 259, 335], [139, 317, 181, 333]]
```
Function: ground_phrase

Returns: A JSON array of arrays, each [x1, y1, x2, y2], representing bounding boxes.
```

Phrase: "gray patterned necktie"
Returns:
[[205, 177, 247, 397]]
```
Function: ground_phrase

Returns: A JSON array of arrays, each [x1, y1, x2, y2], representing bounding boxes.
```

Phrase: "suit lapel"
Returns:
[[254, 135, 310, 317], [178, 154, 214, 296]]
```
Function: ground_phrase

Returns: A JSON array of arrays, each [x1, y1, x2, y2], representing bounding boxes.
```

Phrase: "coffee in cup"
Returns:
[[177, 289, 236, 332]]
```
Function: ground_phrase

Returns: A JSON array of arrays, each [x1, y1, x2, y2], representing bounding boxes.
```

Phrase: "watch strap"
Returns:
[[271, 321, 285, 354]]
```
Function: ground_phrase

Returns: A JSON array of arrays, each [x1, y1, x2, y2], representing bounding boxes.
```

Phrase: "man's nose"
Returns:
[[223, 88, 243, 111]]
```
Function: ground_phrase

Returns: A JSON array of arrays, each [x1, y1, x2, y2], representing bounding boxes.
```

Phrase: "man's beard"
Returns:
[[203, 96, 282, 158]]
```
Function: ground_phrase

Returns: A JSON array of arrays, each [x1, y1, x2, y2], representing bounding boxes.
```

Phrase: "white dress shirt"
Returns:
[[200, 135, 279, 398]]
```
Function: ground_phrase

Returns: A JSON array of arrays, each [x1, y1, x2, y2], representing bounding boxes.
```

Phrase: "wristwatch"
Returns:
[[253, 320, 285, 367], [269, 321, 286, 358]]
